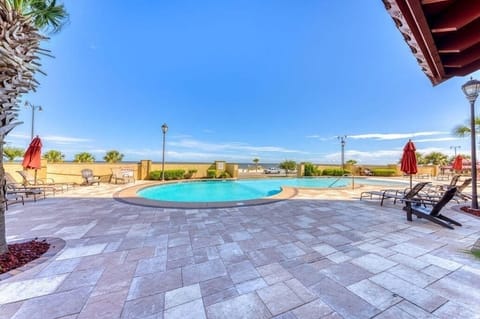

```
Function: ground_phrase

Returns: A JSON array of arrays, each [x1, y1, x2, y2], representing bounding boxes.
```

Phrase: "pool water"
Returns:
[[137, 177, 408, 203]]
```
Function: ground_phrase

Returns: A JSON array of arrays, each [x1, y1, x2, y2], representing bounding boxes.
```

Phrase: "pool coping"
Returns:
[[113, 180, 299, 209], [113, 177, 410, 209]]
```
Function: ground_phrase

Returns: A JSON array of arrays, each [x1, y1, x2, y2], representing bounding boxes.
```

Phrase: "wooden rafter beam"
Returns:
[[431, 1, 480, 32], [442, 44, 480, 68], [421, 0, 450, 4], [446, 59, 480, 77], [437, 19, 480, 53]]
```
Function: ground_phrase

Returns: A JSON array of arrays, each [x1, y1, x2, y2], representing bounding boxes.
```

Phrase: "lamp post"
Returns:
[[462, 77, 480, 209], [337, 135, 347, 171], [25, 101, 42, 140], [161, 123, 168, 181], [450, 145, 461, 156]]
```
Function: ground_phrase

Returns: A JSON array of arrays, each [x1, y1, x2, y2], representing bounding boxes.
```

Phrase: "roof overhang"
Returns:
[[383, 0, 480, 86]]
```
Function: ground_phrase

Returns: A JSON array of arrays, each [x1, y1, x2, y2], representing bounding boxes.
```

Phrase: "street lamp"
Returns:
[[25, 101, 42, 140], [462, 77, 480, 209], [161, 123, 168, 181], [450, 145, 461, 156], [337, 135, 347, 170]]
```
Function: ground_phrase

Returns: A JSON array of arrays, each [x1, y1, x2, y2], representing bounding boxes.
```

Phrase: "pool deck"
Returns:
[[1, 180, 480, 318]]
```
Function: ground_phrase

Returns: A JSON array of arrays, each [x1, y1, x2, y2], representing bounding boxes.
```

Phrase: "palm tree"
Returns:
[[43, 149, 65, 163], [0, 0, 68, 253], [452, 116, 480, 137], [423, 152, 449, 165], [104, 150, 124, 163], [252, 158, 260, 172], [74, 152, 95, 163], [3, 147, 24, 162]]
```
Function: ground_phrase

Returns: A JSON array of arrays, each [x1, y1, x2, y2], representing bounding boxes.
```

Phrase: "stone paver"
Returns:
[[206, 292, 271, 319], [164, 284, 201, 309], [2, 181, 480, 318], [310, 277, 381, 319], [127, 269, 182, 300], [350, 253, 397, 274], [257, 282, 303, 316], [164, 298, 206, 319], [121, 293, 164, 319], [0, 275, 68, 304], [371, 272, 447, 312]]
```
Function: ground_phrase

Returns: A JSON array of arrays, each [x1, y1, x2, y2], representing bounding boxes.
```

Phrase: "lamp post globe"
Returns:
[[462, 77, 480, 209], [161, 123, 168, 181]]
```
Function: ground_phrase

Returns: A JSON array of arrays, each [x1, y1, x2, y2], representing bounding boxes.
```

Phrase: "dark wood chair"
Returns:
[[405, 187, 461, 230]]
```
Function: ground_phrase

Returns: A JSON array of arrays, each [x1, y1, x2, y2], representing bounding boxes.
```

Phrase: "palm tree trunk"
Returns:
[[0, 139, 7, 254]]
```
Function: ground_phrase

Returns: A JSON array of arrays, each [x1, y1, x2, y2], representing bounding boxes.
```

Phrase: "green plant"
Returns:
[[104, 150, 124, 163], [149, 169, 185, 180], [207, 169, 217, 178], [43, 150, 65, 163], [184, 169, 198, 179], [279, 160, 296, 175], [371, 168, 397, 176], [164, 169, 185, 180], [471, 250, 480, 259], [149, 171, 162, 180], [321, 168, 344, 176], [462, 249, 480, 260], [304, 162, 320, 176], [3, 147, 24, 162], [218, 171, 231, 179], [253, 158, 260, 172], [73, 152, 95, 163]]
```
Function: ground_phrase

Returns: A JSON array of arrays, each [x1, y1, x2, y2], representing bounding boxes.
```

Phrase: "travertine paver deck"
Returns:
[[1, 180, 480, 318]]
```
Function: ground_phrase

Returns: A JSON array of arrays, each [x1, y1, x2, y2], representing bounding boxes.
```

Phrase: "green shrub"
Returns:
[[165, 169, 186, 180], [149, 169, 185, 180], [207, 169, 217, 178], [149, 170, 162, 180], [321, 168, 345, 176], [371, 168, 397, 176], [218, 171, 231, 179], [184, 169, 198, 179], [304, 163, 320, 176]]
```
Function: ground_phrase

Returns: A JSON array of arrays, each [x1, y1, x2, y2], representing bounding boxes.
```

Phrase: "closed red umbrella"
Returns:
[[22, 136, 42, 183], [401, 139, 417, 188], [452, 155, 463, 171]]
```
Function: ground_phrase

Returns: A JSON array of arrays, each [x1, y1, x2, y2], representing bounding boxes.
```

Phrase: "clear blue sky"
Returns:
[[7, 1, 480, 164]]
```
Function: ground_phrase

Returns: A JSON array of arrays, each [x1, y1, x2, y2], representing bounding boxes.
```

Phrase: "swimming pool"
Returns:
[[137, 177, 408, 203]]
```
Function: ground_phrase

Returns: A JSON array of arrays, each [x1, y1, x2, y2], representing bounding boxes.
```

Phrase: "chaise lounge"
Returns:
[[405, 186, 461, 229], [361, 181, 430, 206]]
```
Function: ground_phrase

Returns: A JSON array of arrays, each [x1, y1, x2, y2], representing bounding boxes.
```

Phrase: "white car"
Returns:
[[264, 167, 280, 174]]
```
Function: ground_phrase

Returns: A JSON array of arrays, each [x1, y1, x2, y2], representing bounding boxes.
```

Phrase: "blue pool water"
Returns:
[[137, 177, 408, 203]]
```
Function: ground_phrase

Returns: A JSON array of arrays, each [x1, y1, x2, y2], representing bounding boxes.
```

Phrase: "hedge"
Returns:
[[149, 169, 186, 180], [321, 168, 349, 176], [207, 169, 217, 178], [304, 163, 321, 176], [371, 168, 397, 176]]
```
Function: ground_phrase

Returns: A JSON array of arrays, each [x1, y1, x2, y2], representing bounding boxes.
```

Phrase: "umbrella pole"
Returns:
[[34, 169, 37, 185], [410, 174, 412, 189]]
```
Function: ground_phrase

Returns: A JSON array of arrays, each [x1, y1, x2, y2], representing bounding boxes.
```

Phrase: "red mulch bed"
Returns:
[[0, 239, 50, 274], [460, 206, 480, 217]]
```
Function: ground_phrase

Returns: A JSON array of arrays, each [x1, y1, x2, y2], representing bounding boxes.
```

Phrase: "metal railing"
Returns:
[[328, 173, 355, 189]]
